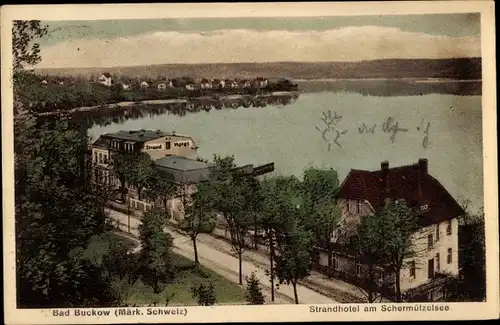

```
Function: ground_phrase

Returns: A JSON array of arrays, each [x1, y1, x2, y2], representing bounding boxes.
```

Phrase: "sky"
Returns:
[[35, 14, 481, 69]]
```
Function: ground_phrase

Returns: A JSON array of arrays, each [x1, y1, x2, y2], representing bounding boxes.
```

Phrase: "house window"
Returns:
[[98, 153, 103, 163], [447, 248, 452, 264], [427, 233, 434, 249], [332, 255, 338, 270], [410, 261, 416, 278], [94, 152, 98, 163], [446, 220, 452, 235], [103, 154, 108, 164], [436, 225, 440, 242], [436, 253, 440, 272], [166, 141, 171, 150], [349, 201, 356, 213], [355, 261, 362, 276], [357, 202, 363, 214]]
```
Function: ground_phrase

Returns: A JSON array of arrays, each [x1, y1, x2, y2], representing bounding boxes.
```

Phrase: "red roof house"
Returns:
[[335, 159, 464, 227]]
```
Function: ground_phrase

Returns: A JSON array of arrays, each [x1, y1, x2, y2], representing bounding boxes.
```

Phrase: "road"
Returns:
[[106, 208, 337, 304]]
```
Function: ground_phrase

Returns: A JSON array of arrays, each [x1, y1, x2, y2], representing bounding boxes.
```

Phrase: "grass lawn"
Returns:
[[84, 231, 246, 306]]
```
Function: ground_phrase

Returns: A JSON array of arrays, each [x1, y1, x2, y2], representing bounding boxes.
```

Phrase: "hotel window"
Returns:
[[436, 253, 440, 272], [409, 261, 416, 278], [436, 225, 440, 242], [447, 248, 452, 264], [427, 233, 434, 249], [446, 220, 452, 235], [166, 141, 171, 150]]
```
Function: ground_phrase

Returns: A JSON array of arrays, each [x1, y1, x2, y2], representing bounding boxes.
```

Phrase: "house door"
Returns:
[[428, 259, 434, 279]]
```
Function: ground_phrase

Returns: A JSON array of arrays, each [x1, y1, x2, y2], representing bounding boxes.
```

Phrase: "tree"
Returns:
[[129, 152, 154, 201], [300, 168, 341, 273], [181, 182, 216, 264], [351, 215, 388, 303], [370, 199, 421, 302], [12, 20, 48, 71], [138, 210, 175, 302], [245, 272, 265, 305], [138, 209, 167, 246], [456, 202, 485, 301], [146, 168, 178, 215], [102, 241, 138, 282], [191, 282, 217, 306], [260, 176, 301, 302], [13, 20, 118, 308], [209, 155, 254, 285], [109, 151, 137, 201], [274, 221, 314, 304]]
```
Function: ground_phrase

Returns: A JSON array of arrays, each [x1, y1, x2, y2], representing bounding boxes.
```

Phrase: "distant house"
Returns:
[[255, 77, 268, 88], [140, 81, 149, 88], [229, 80, 238, 88], [240, 79, 252, 88], [167, 79, 174, 88], [41, 80, 48, 85], [218, 80, 226, 88], [121, 83, 131, 91], [185, 83, 195, 91], [98, 73, 113, 87], [158, 83, 167, 91], [200, 79, 212, 89]]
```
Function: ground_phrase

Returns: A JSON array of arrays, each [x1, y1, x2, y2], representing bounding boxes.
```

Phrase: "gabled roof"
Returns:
[[100, 73, 112, 78], [335, 159, 465, 227]]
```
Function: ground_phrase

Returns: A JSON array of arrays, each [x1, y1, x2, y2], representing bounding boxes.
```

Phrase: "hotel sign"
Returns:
[[174, 141, 191, 148], [145, 144, 163, 150]]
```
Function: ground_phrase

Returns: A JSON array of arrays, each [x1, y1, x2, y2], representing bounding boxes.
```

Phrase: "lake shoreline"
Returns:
[[37, 91, 298, 116]]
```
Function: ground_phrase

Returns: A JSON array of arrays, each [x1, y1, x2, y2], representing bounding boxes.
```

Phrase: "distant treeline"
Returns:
[[35, 58, 482, 80], [296, 79, 482, 97]]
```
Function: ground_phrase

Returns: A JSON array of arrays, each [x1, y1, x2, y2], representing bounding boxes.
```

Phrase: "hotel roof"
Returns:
[[94, 130, 191, 144], [154, 155, 211, 184]]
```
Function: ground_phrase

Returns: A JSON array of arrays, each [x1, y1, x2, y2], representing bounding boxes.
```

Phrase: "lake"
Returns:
[[88, 83, 483, 213]]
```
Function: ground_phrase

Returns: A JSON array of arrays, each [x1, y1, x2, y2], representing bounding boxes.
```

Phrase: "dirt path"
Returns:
[[106, 208, 335, 305]]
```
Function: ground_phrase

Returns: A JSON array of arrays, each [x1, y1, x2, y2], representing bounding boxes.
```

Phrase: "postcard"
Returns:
[[2, 2, 498, 324]]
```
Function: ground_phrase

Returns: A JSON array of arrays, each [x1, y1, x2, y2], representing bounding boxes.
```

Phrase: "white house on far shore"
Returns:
[[98, 73, 113, 87]]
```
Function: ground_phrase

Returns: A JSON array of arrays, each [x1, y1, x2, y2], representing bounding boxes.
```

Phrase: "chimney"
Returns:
[[418, 158, 428, 175], [381, 160, 390, 192], [417, 158, 427, 201]]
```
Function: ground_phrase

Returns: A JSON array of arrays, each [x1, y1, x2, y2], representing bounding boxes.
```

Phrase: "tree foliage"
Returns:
[[138, 210, 175, 297], [12, 20, 48, 70], [181, 182, 216, 264], [245, 272, 265, 305], [274, 221, 315, 304], [363, 199, 420, 302], [191, 282, 217, 306], [146, 168, 178, 213], [208, 155, 256, 284]]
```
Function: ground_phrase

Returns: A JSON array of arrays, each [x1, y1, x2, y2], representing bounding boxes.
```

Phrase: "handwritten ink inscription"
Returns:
[[317, 110, 431, 150], [315, 110, 348, 150]]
